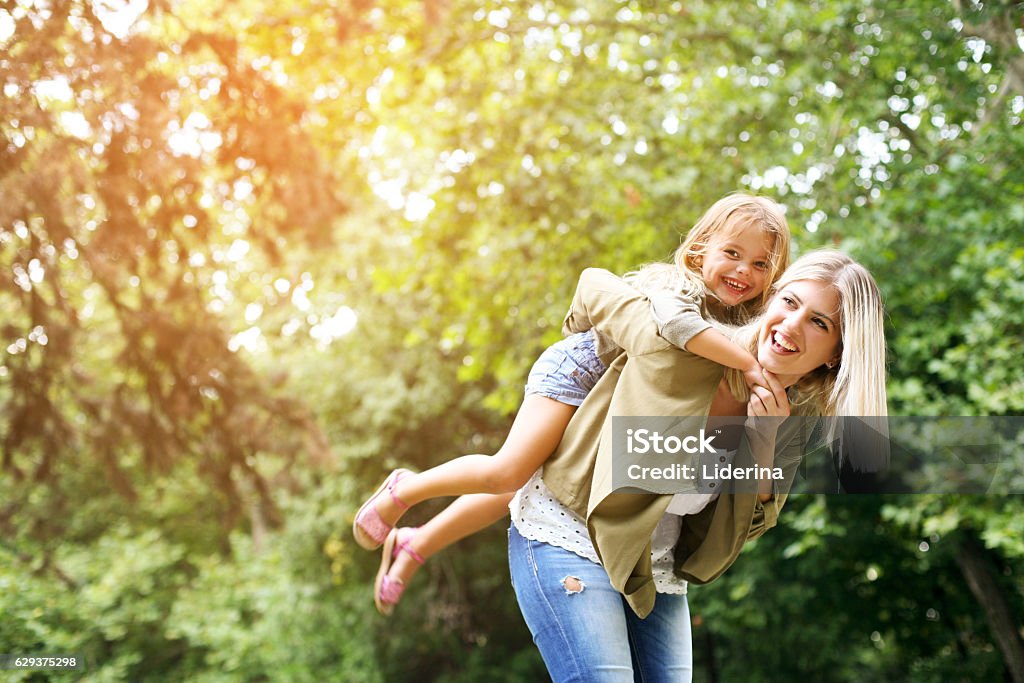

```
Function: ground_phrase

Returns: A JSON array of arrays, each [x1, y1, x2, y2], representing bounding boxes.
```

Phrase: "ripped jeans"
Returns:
[[508, 524, 693, 682]]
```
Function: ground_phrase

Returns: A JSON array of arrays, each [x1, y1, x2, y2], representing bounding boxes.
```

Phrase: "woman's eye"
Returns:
[[782, 296, 795, 306], [813, 318, 828, 330]]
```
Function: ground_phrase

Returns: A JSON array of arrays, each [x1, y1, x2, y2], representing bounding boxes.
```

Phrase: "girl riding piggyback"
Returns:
[[354, 193, 792, 614]]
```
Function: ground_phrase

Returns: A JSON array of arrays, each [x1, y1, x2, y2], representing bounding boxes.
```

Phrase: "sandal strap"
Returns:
[[388, 471, 411, 511], [354, 469, 413, 550], [398, 540, 425, 566], [391, 527, 426, 565]]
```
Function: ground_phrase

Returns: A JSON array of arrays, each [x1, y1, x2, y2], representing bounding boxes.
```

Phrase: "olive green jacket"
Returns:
[[542, 268, 812, 618]]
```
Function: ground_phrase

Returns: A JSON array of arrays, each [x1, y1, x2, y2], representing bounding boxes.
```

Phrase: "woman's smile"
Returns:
[[757, 279, 842, 383]]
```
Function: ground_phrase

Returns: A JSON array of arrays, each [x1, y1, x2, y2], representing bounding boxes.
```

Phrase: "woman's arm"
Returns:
[[744, 419, 810, 540], [739, 372, 812, 539], [745, 373, 791, 502]]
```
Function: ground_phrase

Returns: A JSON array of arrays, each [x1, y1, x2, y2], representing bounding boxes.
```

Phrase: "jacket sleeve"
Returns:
[[561, 268, 667, 356], [744, 417, 815, 540], [674, 418, 819, 584], [746, 494, 783, 541]]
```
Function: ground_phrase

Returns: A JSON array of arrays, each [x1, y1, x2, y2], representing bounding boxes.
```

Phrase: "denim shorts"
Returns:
[[524, 330, 608, 407]]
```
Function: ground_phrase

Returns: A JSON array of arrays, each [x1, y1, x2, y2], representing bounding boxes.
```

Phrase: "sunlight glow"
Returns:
[[33, 77, 74, 102], [404, 192, 435, 221], [91, 0, 149, 39], [855, 128, 892, 167], [58, 111, 92, 139], [310, 306, 357, 345], [290, 287, 311, 312], [228, 326, 266, 354], [244, 303, 263, 323], [225, 239, 249, 262], [168, 113, 222, 158], [0, 10, 15, 43]]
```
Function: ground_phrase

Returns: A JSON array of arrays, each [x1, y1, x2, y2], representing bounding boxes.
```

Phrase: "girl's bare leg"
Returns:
[[387, 492, 514, 588], [371, 395, 576, 528]]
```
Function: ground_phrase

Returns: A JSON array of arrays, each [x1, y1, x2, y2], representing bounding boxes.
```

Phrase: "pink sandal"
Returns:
[[353, 469, 413, 550], [374, 527, 426, 616]]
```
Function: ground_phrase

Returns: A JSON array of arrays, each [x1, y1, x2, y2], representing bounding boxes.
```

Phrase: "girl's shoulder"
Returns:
[[624, 263, 706, 303]]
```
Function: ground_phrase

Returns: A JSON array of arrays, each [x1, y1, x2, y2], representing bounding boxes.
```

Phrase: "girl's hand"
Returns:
[[742, 360, 768, 393], [746, 371, 790, 418]]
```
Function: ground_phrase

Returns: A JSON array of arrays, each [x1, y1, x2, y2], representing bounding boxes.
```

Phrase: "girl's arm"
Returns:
[[563, 268, 762, 385], [686, 329, 762, 381], [648, 288, 763, 387]]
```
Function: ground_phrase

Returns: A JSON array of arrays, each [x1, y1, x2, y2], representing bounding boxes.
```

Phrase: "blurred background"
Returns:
[[2, 0, 1023, 680]]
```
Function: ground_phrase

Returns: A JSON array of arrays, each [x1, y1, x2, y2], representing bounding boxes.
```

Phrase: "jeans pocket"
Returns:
[[544, 352, 577, 381]]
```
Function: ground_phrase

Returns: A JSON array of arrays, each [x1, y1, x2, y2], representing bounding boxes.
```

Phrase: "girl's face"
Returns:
[[700, 222, 773, 307], [756, 279, 842, 384]]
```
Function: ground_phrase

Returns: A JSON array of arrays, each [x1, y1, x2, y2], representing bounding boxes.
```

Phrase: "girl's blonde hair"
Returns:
[[724, 249, 889, 419], [627, 193, 791, 324]]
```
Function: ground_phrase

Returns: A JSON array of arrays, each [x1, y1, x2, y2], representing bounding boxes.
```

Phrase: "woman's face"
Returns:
[[756, 279, 842, 383]]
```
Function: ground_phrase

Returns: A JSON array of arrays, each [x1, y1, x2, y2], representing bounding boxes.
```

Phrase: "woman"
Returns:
[[509, 250, 887, 681]]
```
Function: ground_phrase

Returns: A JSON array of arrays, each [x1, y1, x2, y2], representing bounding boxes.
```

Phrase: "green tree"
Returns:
[[3, 0, 1022, 680]]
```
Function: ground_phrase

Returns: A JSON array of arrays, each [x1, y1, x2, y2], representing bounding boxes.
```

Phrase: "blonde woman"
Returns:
[[510, 250, 887, 681]]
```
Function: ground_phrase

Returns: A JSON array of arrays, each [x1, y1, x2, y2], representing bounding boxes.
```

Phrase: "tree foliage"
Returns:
[[2, 0, 1022, 680]]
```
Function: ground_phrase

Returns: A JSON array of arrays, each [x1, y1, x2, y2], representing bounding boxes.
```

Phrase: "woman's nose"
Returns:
[[777, 313, 800, 336]]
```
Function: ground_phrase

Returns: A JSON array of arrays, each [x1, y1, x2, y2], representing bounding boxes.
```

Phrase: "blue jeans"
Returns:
[[508, 524, 693, 682]]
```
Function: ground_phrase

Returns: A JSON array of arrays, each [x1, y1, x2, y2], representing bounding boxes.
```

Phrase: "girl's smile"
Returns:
[[701, 222, 773, 306]]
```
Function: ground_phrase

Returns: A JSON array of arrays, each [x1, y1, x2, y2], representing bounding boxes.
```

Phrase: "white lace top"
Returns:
[[510, 469, 721, 595]]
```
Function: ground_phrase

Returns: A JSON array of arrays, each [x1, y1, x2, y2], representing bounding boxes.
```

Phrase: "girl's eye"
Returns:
[[754, 261, 768, 271], [725, 249, 739, 258]]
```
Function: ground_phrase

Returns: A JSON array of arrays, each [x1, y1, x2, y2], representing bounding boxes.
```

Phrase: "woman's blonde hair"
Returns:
[[725, 249, 889, 419], [627, 193, 791, 324]]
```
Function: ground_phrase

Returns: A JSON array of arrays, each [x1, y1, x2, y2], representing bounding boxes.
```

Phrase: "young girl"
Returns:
[[352, 193, 791, 614]]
